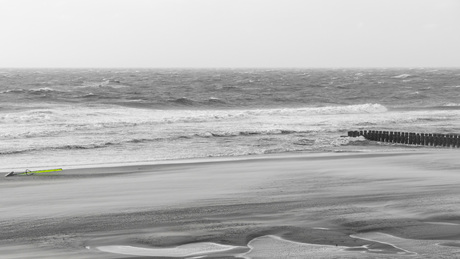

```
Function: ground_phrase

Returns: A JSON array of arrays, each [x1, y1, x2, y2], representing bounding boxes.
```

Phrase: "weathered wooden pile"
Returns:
[[348, 130, 460, 148]]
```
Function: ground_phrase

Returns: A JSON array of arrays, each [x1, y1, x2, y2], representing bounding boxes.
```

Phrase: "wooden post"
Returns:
[[448, 135, 453, 148], [435, 134, 441, 146]]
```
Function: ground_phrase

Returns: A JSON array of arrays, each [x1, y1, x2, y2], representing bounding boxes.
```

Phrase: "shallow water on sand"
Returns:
[[93, 233, 460, 258]]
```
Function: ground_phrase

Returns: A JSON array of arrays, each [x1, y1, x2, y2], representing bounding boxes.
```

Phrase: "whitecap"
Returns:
[[392, 74, 412, 79]]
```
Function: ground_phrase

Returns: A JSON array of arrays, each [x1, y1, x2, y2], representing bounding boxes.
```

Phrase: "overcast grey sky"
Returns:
[[0, 0, 459, 68]]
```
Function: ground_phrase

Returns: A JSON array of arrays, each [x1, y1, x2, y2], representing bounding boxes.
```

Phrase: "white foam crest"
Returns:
[[1, 104, 388, 126], [392, 74, 412, 79], [0, 110, 58, 123], [29, 87, 56, 92], [78, 80, 130, 89], [444, 103, 460, 107], [0, 88, 25, 94]]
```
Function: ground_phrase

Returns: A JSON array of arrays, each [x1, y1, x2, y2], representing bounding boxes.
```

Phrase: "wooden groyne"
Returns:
[[348, 130, 460, 148]]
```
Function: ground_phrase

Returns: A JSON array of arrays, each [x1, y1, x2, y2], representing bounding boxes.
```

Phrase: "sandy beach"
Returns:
[[2, 150, 460, 258]]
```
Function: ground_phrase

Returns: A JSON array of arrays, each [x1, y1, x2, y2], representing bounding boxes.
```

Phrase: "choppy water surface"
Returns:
[[1, 68, 459, 170]]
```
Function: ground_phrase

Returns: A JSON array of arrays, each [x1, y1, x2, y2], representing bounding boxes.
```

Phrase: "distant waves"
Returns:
[[1, 68, 460, 109]]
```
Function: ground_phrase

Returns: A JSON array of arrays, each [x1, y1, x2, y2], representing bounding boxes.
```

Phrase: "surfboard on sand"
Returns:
[[5, 168, 62, 177]]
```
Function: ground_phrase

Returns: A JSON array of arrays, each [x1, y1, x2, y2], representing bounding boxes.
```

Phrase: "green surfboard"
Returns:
[[5, 168, 62, 177]]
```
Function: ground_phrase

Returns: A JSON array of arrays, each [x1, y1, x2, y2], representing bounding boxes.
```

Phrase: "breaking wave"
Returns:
[[0, 103, 388, 126]]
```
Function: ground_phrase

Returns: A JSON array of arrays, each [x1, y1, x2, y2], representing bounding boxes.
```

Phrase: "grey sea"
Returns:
[[1, 68, 460, 170]]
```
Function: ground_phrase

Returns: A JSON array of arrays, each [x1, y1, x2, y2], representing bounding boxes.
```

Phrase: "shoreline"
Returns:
[[2, 148, 430, 174], [2, 150, 460, 258]]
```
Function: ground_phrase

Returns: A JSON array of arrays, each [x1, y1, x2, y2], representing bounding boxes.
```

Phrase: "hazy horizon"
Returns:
[[1, 0, 459, 68]]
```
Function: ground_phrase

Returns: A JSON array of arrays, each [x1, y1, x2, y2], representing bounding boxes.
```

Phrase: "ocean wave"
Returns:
[[170, 103, 387, 120], [1, 140, 120, 155], [171, 97, 195, 105], [167, 96, 228, 106], [1, 136, 189, 155], [339, 136, 369, 146], [418, 104, 460, 111], [0, 104, 389, 131], [392, 74, 412, 79], [206, 97, 226, 104], [0, 87, 61, 95], [76, 93, 100, 99], [3, 128, 318, 155], [196, 129, 315, 138], [0, 149, 30, 155], [0, 88, 26, 94], [79, 80, 130, 89], [293, 139, 315, 146], [444, 103, 460, 107], [292, 103, 388, 115], [29, 87, 57, 93]]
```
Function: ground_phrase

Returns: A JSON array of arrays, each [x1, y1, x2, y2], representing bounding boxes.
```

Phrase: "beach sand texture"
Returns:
[[2, 151, 460, 258]]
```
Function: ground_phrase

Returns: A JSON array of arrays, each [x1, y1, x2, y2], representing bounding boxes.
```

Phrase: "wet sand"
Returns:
[[2, 151, 460, 258]]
